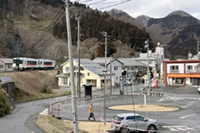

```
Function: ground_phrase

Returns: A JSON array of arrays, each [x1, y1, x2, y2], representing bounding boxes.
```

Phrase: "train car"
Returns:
[[13, 57, 38, 70], [38, 59, 55, 69], [13, 57, 56, 70]]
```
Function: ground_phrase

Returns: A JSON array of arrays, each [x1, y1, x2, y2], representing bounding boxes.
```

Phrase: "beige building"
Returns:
[[0, 58, 13, 72], [56, 59, 115, 90]]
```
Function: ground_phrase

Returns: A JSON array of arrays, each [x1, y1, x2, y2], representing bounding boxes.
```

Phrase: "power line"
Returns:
[[24, 7, 65, 52]]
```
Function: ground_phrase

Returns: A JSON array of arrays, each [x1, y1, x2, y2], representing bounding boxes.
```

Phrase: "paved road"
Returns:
[[0, 84, 200, 133], [55, 85, 200, 133]]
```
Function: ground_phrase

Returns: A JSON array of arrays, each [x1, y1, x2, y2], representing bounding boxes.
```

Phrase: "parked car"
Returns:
[[198, 86, 200, 94], [111, 113, 159, 133], [123, 80, 132, 86]]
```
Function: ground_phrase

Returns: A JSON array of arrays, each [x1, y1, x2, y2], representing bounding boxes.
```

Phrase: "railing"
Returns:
[[186, 69, 200, 73], [169, 70, 180, 73]]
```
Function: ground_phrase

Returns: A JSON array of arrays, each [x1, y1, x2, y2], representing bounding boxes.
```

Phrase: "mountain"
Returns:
[[108, 9, 144, 29], [111, 9, 200, 59], [147, 10, 200, 44]]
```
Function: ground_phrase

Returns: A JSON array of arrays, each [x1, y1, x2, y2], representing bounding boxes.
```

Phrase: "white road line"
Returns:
[[180, 114, 196, 119]]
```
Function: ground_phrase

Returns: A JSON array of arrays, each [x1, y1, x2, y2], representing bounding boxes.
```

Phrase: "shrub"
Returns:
[[0, 91, 10, 117]]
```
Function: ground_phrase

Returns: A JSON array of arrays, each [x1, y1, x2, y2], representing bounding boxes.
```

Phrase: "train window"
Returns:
[[14, 60, 23, 64], [44, 62, 52, 65], [27, 61, 36, 65]]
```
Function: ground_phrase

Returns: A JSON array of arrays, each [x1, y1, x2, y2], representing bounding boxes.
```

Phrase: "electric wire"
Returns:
[[24, 7, 65, 53]]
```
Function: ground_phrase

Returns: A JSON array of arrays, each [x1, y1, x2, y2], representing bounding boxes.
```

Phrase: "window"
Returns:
[[126, 116, 135, 120], [62, 77, 68, 85], [27, 61, 37, 65], [114, 66, 118, 70], [136, 116, 144, 121], [0, 65, 3, 68], [187, 65, 193, 72], [65, 67, 69, 72], [170, 66, 179, 73], [7, 64, 12, 68], [88, 73, 90, 76]]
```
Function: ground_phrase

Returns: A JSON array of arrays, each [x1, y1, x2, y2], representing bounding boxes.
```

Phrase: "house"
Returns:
[[56, 59, 115, 91], [163, 60, 200, 86], [118, 58, 147, 80], [93, 57, 124, 85], [0, 58, 13, 72]]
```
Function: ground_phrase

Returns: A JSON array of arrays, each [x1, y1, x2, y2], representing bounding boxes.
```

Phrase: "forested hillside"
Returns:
[[0, 0, 153, 62]]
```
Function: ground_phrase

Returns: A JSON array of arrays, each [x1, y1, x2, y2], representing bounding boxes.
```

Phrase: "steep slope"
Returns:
[[0, 1, 152, 62], [168, 25, 200, 59]]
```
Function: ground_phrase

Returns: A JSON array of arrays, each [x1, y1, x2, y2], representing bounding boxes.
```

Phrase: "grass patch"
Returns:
[[36, 115, 70, 133], [37, 115, 112, 133], [15, 87, 71, 102], [17, 15, 51, 30]]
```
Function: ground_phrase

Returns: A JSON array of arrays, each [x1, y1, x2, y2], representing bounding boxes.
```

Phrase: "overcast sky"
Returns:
[[72, 0, 200, 19]]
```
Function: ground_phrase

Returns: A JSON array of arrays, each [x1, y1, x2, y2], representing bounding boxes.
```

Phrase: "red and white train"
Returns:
[[13, 57, 56, 70]]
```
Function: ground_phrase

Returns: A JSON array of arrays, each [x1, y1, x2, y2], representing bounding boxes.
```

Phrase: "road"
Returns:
[[0, 84, 200, 133]]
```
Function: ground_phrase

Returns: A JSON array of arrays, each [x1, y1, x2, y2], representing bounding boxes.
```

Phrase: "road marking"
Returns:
[[163, 126, 196, 131], [180, 114, 196, 119]]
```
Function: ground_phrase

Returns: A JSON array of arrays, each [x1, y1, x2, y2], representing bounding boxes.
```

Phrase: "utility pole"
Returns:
[[76, 16, 81, 99], [101, 31, 108, 125], [110, 57, 112, 96], [64, 0, 78, 132], [145, 39, 150, 96], [197, 41, 200, 53]]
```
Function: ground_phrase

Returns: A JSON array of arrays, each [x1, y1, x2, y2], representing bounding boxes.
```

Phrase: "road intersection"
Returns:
[[0, 84, 200, 133]]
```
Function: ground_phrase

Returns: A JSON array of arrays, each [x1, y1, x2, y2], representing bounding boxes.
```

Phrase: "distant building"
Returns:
[[0, 58, 13, 72], [56, 58, 115, 90], [163, 60, 200, 86], [118, 58, 147, 79], [93, 57, 123, 85]]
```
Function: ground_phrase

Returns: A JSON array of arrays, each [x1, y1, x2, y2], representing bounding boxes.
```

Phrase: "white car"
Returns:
[[123, 80, 132, 86], [111, 113, 159, 133], [198, 86, 200, 94]]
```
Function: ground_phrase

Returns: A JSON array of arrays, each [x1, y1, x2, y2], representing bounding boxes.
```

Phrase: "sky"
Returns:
[[71, 0, 200, 19]]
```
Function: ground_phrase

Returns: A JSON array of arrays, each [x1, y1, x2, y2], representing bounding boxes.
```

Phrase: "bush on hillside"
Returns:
[[15, 86, 32, 101], [0, 90, 10, 117], [40, 85, 52, 94]]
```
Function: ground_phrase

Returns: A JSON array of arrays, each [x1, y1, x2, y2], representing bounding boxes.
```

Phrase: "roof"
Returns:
[[0, 76, 13, 84], [118, 58, 147, 67], [61, 58, 106, 75], [163, 60, 200, 63], [92, 57, 113, 65], [74, 59, 105, 75], [132, 57, 158, 61], [0, 58, 13, 64]]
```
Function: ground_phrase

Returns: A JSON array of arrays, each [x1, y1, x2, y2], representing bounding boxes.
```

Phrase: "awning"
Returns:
[[167, 74, 200, 78]]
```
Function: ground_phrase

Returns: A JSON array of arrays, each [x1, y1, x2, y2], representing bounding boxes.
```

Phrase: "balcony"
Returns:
[[187, 69, 200, 73], [169, 70, 180, 73]]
